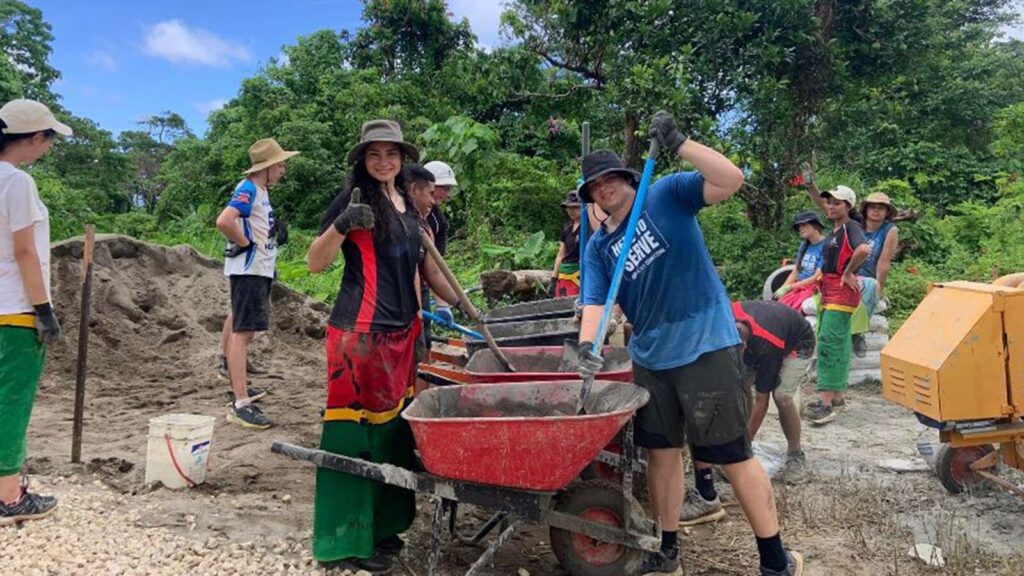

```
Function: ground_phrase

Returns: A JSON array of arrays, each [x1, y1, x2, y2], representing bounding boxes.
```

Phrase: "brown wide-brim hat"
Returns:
[[862, 191, 897, 220], [243, 138, 300, 174], [346, 119, 420, 165]]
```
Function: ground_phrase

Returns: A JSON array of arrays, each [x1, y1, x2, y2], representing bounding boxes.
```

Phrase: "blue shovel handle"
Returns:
[[422, 310, 484, 340], [591, 139, 660, 357]]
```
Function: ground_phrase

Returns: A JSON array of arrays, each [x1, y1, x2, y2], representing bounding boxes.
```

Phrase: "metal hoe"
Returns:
[[579, 138, 660, 413], [421, 231, 516, 372]]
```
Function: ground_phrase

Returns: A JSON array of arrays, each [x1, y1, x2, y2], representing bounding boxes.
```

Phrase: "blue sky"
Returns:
[[28, 0, 505, 137], [26, 1, 1023, 138]]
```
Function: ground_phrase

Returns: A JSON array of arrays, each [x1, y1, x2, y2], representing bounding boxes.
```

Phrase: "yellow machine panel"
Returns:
[[882, 282, 1024, 421]]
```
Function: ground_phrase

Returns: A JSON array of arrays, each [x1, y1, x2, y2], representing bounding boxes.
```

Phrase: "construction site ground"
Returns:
[[3, 236, 1023, 576]]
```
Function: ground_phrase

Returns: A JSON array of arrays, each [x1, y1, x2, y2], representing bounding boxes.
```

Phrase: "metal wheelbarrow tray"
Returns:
[[465, 345, 632, 384], [484, 296, 577, 324], [403, 381, 646, 491], [464, 317, 579, 356]]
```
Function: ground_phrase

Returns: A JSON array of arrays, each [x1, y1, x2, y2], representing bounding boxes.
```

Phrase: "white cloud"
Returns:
[[87, 50, 118, 72], [144, 20, 250, 67], [1001, 1, 1024, 40], [195, 99, 227, 115], [446, 0, 507, 49]]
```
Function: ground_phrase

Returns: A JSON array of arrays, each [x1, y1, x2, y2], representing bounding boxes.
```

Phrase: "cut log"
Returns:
[[480, 269, 551, 301]]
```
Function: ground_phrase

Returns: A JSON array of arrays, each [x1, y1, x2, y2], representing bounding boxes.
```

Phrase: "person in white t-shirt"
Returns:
[[215, 138, 298, 429], [0, 99, 71, 525]]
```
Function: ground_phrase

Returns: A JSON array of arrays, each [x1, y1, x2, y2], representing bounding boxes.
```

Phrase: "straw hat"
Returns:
[[0, 99, 72, 136], [346, 120, 419, 165], [243, 138, 299, 174], [862, 192, 898, 220]]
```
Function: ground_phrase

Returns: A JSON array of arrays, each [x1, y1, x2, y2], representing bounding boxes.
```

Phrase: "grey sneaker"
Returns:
[[679, 487, 725, 526], [0, 480, 57, 526], [761, 550, 804, 576], [806, 403, 836, 426], [228, 403, 273, 429], [786, 450, 807, 469], [638, 549, 682, 576]]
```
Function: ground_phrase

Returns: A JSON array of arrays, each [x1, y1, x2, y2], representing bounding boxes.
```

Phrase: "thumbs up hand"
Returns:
[[332, 187, 375, 235]]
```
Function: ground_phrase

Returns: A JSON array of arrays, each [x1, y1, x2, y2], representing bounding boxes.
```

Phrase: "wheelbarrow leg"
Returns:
[[451, 508, 509, 546], [464, 521, 518, 576], [428, 497, 447, 576], [621, 419, 636, 534]]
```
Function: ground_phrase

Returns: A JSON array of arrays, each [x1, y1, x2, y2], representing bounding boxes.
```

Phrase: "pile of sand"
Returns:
[[29, 235, 331, 496]]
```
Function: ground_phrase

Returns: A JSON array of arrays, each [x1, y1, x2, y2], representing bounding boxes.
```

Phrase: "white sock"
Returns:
[[234, 398, 252, 410]]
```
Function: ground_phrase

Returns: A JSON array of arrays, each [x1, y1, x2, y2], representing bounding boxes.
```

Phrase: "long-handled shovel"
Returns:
[[421, 232, 516, 372], [578, 138, 660, 413]]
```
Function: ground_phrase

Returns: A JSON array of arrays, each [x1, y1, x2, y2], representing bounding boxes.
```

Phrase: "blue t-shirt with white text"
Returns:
[[795, 240, 823, 281], [582, 172, 740, 370]]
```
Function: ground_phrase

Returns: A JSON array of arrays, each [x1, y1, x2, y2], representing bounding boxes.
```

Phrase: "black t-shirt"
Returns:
[[426, 205, 448, 256], [560, 222, 581, 265], [820, 220, 867, 275], [732, 300, 817, 393], [319, 189, 422, 332]]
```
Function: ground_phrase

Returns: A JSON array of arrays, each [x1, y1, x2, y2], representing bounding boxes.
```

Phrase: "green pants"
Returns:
[[817, 310, 853, 392], [312, 418, 416, 562], [0, 327, 46, 476]]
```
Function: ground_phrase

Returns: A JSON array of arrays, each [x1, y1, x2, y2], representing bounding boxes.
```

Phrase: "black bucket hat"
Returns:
[[792, 210, 825, 232], [577, 150, 641, 203]]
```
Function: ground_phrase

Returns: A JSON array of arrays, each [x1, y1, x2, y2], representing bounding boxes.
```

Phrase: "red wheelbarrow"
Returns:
[[465, 346, 632, 385], [272, 380, 657, 576]]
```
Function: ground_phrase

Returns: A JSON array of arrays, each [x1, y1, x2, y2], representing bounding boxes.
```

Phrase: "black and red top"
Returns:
[[731, 300, 816, 393], [319, 189, 422, 333], [819, 220, 867, 310]]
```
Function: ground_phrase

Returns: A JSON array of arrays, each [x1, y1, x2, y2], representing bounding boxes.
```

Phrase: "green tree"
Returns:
[[0, 0, 60, 103]]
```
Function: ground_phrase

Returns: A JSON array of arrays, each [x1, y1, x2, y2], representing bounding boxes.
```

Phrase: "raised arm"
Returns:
[[649, 110, 744, 206]]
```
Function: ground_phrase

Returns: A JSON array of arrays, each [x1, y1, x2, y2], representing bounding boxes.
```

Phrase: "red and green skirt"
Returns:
[[313, 320, 421, 562]]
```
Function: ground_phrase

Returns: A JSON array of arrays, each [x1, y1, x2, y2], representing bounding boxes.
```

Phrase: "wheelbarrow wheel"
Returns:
[[550, 480, 644, 576], [935, 443, 995, 494]]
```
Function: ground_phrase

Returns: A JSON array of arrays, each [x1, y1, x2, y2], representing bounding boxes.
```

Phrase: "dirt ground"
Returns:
[[6, 236, 1024, 575]]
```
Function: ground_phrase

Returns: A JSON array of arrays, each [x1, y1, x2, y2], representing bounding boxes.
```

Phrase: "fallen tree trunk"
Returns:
[[480, 269, 550, 301]]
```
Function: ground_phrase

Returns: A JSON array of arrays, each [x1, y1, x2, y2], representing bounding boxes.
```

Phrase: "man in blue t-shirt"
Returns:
[[576, 112, 802, 576]]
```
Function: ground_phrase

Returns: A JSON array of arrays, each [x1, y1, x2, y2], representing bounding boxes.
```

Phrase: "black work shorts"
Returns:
[[633, 346, 753, 465], [230, 275, 272, 332]]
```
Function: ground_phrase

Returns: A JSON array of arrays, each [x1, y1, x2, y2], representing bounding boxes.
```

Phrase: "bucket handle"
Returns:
[[164, 433, 199, 488]]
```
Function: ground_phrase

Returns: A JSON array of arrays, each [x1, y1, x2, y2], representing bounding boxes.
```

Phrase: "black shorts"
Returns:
[[230, 275, 272, 332], [633, 346, 753, 465]]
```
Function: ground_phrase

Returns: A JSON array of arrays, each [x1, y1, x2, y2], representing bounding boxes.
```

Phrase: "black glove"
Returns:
[[333, 188, 375, 235], [275, 217, 289, 246], [648, 110, 688, 154], [577, 341, 604, 379], [224, 240, 251, 258], [33, 302, 61, 345]]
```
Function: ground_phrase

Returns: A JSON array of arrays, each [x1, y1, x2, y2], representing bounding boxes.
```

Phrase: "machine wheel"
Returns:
[[935, 443, 995, 494], [550, 480, 644, 576]]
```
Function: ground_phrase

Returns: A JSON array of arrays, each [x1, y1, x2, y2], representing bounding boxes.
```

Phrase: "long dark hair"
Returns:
[[346, 155, 411, 241]]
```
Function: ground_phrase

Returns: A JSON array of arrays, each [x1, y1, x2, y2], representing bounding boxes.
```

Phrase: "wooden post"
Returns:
[[71, 225, 95, 464]]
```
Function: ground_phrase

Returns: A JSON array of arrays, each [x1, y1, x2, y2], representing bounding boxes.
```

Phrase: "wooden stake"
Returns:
[[71, 225, 95, 464]]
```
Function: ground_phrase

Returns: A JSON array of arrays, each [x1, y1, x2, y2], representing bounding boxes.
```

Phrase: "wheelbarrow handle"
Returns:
[[422, 310, 483, 340]]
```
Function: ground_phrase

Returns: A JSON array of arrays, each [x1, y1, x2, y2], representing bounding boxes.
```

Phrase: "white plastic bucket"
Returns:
[[145, 414, 215, 489]]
